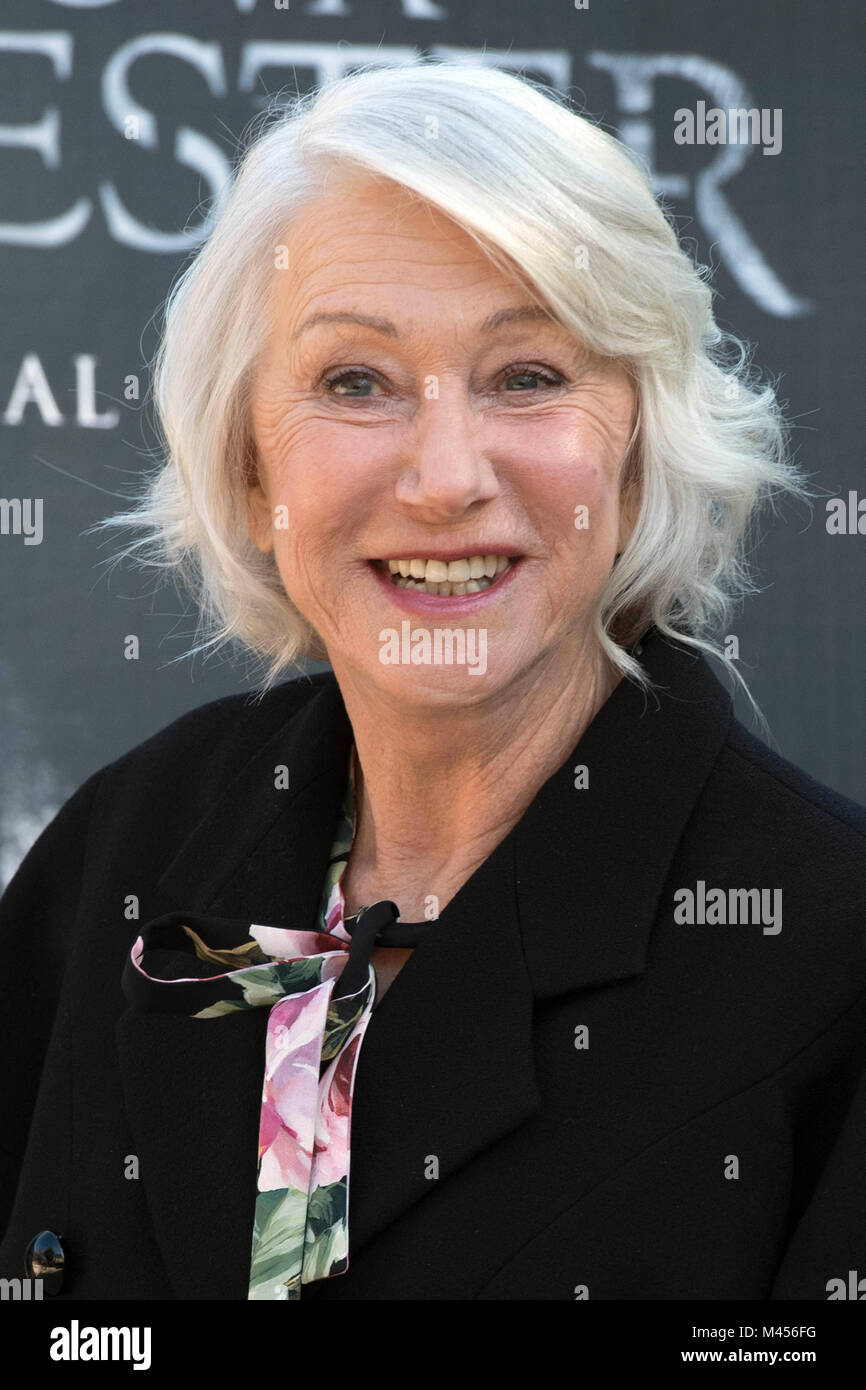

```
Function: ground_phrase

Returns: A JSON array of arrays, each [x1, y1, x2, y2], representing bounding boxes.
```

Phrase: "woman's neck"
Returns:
[[333, 638, 621, 922]]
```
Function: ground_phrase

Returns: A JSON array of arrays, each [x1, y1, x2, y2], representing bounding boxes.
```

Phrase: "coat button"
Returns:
[[24, 1230, 65, 1294]]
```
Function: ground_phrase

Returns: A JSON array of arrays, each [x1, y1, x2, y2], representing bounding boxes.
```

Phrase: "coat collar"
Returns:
[[157, 669, 355, 934], [515, 630, 733, 997], [156, 626, 733, 1000], [117, 629, 733, 1297]]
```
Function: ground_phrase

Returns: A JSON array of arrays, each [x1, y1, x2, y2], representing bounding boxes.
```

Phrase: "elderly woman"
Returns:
[[1, 62, 864, 1304]]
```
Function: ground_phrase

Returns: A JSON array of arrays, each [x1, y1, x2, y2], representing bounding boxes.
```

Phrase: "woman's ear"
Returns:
[[243, 439, 275, 555]]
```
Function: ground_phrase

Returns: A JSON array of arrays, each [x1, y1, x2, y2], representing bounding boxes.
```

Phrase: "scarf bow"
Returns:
[[121, 902, 426, 1299]]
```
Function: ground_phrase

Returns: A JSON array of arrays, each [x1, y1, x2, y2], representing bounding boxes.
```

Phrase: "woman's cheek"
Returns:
[[536, 456, 614, 546]]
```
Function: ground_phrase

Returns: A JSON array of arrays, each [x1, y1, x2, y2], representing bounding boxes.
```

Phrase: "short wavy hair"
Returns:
[[103, 59, 806, 695]]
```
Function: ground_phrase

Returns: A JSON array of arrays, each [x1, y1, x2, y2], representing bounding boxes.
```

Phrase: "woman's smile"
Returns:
[[368, 551, 524, 614]]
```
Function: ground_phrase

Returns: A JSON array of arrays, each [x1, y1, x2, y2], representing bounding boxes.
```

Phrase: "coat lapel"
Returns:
[[115, 631, 734, 1297], [336, 827, 541, 1256], [514, 631, 734, 997], [157, 672, 355, 928]]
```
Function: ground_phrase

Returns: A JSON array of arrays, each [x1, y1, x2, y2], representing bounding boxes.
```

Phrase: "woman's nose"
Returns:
[[393, 394, 500, 517]]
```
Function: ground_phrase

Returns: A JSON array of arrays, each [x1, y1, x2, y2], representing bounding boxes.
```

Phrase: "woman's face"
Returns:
[[248, 173, 637, 703]]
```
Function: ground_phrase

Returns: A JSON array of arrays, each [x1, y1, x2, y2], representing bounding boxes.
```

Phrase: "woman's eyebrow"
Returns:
[[292, 311, 398, 341], [291, 304, 556, 341]]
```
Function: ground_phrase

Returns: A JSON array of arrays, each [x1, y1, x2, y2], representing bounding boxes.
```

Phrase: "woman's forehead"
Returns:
[[283, 172, 524, 289], [268, 193, 540, 341]]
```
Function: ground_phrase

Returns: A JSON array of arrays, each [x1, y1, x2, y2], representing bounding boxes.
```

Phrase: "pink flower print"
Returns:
[[257, 983, 334, 1193], [324, 881, 352, 944], [250, 923, 346, 959], [310, 1019, 370, 1189]]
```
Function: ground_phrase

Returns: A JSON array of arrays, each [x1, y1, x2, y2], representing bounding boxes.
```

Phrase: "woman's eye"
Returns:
[[323, 369, 382, 397], [502, 367, 563, 392]]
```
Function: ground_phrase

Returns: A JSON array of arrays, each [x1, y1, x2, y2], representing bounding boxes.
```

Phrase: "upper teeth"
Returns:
[[387, 555, 509, 582]]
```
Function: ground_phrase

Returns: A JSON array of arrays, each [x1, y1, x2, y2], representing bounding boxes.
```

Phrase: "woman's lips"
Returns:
[[368, 556, 523, 614]]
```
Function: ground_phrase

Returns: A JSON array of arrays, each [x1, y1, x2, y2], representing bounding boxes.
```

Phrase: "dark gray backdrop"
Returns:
[[1, 0, 863, 888]]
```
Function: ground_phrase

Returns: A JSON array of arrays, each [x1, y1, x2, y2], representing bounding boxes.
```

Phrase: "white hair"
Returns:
[[100, 59, 808, 699]]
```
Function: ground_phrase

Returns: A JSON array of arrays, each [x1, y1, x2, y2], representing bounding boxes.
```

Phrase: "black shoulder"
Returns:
[[96, 670, 330, 785], [57, 669, 332, 848], [704, 719, 866, 941], [722, 718, 866, 847]]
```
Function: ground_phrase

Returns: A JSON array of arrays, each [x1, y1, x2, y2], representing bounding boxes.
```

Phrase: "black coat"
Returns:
[[2, 628, 865, 1301]]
